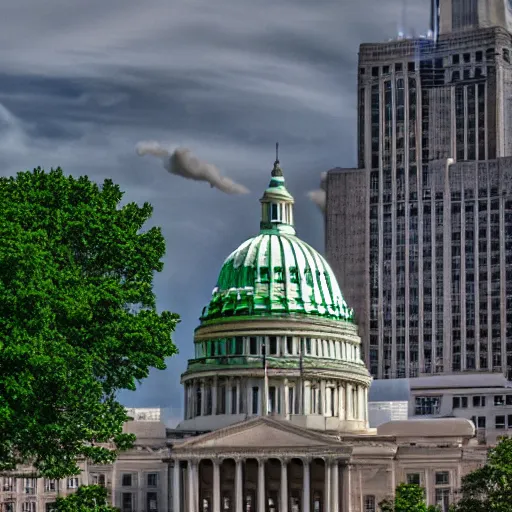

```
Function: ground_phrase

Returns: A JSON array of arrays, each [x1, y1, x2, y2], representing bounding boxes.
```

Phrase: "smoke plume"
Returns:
[[307, 171, 327, 213], [136, 141, 249, 195]]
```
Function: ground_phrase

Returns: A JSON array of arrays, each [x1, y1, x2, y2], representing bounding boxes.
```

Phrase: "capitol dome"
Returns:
[[202, 160, 353, 323], [178, 153, 371, 434]]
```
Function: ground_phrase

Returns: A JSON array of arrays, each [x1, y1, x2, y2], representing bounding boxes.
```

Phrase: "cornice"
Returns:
[[195, 315, 359, 340]]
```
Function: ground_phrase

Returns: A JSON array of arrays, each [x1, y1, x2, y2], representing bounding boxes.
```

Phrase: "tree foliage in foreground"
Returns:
[[450, 436, 512, 512], [380, 483, 440, 512], [52, 485, 117, 512], [0, 168, 179, 478]]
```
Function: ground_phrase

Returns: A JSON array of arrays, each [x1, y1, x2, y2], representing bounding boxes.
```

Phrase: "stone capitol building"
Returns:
[[163, 159, 486, 512], [0, 161, 490, 512]]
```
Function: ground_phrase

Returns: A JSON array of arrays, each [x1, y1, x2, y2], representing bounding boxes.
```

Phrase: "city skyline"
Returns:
[[326, 0, 512, 379]]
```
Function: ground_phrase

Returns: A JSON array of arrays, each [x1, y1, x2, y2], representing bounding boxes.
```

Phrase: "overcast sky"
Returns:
[[0, 0, 428, 425]]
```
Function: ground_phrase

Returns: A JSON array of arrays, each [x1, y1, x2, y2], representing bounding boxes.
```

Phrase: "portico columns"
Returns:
[[258, 459, 266, 512], [343, 464, 352, 512], [235, 459, 244, 512], [331, 461, 339, 512], [324, 460, 332, 512], [280, 459, 288, 512], [303, 459, 311, 512], [213, 459, 221, 512], [173, 460, 181, 512], [188, 460, 198, 512]]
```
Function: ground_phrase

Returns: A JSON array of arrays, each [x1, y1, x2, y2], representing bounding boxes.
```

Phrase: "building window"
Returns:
[[46, 504, 56, 512], [147, 473, 158, 487], [67, 478, 79, 490], [3, 477, 14, 492], [305, 338, 311, 355], [249, 337, 258, 355], [494, 395, 505, 406], [21, 503, 36, 512], [496, 415, 506, 429], [407, 473, 421, 485], [24, 478, 36, 495], [435, 472, 449, 486], [270, 203, 279, 221], [506, 395, 512, 406], [147, 492, 158, 511], [122, 493, 133, 512], [252, 387, 259, 414], [414, 396, 441, 415], [452, 396, 468, 408], [44, 479, 56, 492], [122, 474, 132, 487], [231, 385, 237, 414], [472, 396, 486, 407], [269, 336, 278, 355], [471, 415, 486, 428], [364, 495, 376, 512], [435, 488, 451, 512], [286, 337, 293, 354]]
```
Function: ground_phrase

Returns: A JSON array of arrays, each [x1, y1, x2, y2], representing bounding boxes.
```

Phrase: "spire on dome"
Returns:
[[272, 142, 283, 177], [259, 144, 295, 235]]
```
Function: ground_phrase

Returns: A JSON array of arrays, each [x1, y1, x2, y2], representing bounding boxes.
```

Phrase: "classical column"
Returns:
[[324, 459, 331, 512], [346, 384, 353, 420], [331, 460, 339, 512], [227, 377, 233, 414], [358, 386, 365, 420], [213, 459, 221, 512], [258, 459, 266, 512], [187, 460, 198, 512], [333, 386, 339, 417], [342, 464, 352, 512], [338, 385, 345, 420], [320, 380, 326, 416], [303, 459, 311, 512], [212, 376, 218, 415], [283, 379, 289, 417], [235, 379, 240, 414], [280, 459, 288, 512], [173, 460, 181, 512], [235, 459, 244, 512]]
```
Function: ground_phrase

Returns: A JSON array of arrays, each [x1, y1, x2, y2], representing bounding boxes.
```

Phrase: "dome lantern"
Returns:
[[259, 143, 295, 236]]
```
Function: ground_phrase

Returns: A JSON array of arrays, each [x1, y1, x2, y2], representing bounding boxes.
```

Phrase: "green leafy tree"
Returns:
[[52, 485, 117, 512], [450, 436, 512, 512], [380, 483, 440, 512], [0, 168, 179, 478]]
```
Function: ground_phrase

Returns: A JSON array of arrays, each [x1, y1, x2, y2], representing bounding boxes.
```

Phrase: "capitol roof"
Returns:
[[200, 158, 353, 324]]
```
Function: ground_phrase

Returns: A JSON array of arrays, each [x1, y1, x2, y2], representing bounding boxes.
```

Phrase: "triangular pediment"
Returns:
[[173, 417, 339, 450]]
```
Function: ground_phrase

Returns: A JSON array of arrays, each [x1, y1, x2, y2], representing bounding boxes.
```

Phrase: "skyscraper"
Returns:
[[326, 0, 512, 379]]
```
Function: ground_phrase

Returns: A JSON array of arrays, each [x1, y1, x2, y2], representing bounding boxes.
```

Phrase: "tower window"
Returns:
[[270, 203, 279, 221]]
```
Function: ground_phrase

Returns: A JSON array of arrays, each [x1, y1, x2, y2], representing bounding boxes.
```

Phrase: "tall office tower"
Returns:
[[326, 0, 512, 379]]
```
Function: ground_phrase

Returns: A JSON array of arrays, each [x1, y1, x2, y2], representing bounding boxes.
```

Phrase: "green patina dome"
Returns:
[[200, 156, 354, 323]]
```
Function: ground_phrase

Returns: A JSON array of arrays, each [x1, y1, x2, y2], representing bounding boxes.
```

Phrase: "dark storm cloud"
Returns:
[[0, 0, 429, 419]]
